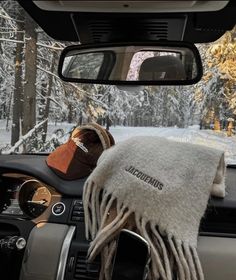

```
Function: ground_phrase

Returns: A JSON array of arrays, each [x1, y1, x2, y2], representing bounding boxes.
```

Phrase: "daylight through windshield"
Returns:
[[0, 2, 236, 165]]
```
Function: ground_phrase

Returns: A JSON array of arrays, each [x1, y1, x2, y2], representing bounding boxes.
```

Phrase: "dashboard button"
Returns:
[[74, 200, 83, 206], [73, 205, 84, 211], [71, 216, 84, 222], [72, 211, 84, 217], [52, 202, 66, 216]]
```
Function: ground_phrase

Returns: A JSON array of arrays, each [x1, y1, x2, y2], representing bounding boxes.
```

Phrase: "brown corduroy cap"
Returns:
[[46, 123, 115, 180]]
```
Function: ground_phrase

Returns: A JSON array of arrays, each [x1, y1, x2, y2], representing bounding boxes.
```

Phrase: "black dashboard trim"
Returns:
[[0, 155, 86, 197]]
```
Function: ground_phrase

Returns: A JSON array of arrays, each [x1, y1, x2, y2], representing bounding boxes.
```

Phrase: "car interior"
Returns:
[[0, 1, 236, 280]]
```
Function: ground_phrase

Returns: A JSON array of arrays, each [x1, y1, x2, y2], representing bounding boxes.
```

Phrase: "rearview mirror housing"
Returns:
[[58, 41, 203, 85]]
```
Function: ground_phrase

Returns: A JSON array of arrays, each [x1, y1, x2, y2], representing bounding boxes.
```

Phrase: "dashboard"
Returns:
[[0, 154, 236, 280]]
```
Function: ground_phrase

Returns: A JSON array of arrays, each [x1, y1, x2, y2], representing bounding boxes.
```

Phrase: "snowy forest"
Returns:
[[0, 1, 236, 154]]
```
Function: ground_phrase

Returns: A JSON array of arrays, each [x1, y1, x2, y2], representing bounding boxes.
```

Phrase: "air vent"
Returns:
[[86, 19, 170, 42], [88, 21, 112, 42], [74, 252, 100, 280], [71, 200, 84, 222], [139, 21, 168, 39], [78, 16, 186, 43]]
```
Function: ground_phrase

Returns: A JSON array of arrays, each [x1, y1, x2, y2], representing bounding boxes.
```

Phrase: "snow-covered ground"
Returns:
[[110, 125, 236, 164], [1, 120, 236, 164]]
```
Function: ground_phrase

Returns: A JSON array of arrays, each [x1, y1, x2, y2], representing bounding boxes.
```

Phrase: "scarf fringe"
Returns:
[[83, 181, 204, 280]]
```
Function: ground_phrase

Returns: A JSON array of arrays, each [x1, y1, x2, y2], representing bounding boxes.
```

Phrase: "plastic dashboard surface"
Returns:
[[0, 155, 236, 208], [0, 155, 86, 197]]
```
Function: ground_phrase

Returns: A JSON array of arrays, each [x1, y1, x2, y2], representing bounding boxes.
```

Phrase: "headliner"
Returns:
[[18, 0, 236, 44]]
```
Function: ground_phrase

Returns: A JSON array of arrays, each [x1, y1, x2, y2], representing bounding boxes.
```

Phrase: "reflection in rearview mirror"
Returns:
[[59, 43, 202, 85], [128, 51, 188, 81], [64, 52, 105, 80]]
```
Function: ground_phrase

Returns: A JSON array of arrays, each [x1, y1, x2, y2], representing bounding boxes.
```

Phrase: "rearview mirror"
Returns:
[[58, 42, 203, 85]]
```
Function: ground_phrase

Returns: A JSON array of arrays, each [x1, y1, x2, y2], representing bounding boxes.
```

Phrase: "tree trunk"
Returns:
[[67, 103, 73, 124], [11, 22, 24, 146], [214, 107, 221, 131], [6, 89, 12, 131], [227, 121, 234, 137], [214, 119, 221, 131], [22, 16, 37, 137], [106, 93, 111, 130], [78, 111, 83, 126], [162, 92, 168, 127], [42, 52, 56, 142]]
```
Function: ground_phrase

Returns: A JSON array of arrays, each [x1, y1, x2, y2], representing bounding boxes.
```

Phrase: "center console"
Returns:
[[19, 199, 100, 280]]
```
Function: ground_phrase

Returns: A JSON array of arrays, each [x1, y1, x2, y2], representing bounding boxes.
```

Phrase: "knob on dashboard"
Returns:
[[0, 236, 26, 251], [15, 237, 27, 250]]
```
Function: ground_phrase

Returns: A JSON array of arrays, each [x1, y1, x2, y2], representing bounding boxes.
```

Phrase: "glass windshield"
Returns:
[[0, 1, 236, 165]]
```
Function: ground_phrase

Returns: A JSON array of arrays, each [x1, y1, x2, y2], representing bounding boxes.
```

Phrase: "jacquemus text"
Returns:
[[125, 166, 164, 190]]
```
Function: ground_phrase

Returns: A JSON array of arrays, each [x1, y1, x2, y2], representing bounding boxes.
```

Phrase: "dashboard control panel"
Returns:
[[0, 174, 58, 219]]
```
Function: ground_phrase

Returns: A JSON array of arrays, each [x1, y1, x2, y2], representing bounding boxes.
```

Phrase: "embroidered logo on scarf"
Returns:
[[125, 165, 164, 190]]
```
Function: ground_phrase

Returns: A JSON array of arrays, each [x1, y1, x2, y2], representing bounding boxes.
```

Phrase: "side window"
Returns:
[[127, 51, 181, 81], [127, 51, 155, 81]]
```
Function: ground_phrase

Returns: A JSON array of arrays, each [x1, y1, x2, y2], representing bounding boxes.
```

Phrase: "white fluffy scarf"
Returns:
[[83, 136, 226, 280]]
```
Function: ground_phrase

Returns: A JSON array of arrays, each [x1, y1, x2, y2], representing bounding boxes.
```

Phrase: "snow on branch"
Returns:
[[0, 14, 23, 23], [69, 83, 109, 110], [48, 96, 63, 108], [0, 31, 24, 34], [37, 66, 59, 79], [0, 57, 15, 68], [5, 119, 48, 154], [37, 66, 108, 109], [0, 7, 24, 24], [37, 43, 64, 51], [0, 38, 24, 44]]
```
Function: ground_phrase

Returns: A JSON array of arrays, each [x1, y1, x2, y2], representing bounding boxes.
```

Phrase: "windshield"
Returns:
[[0, 2, 236, 165]]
